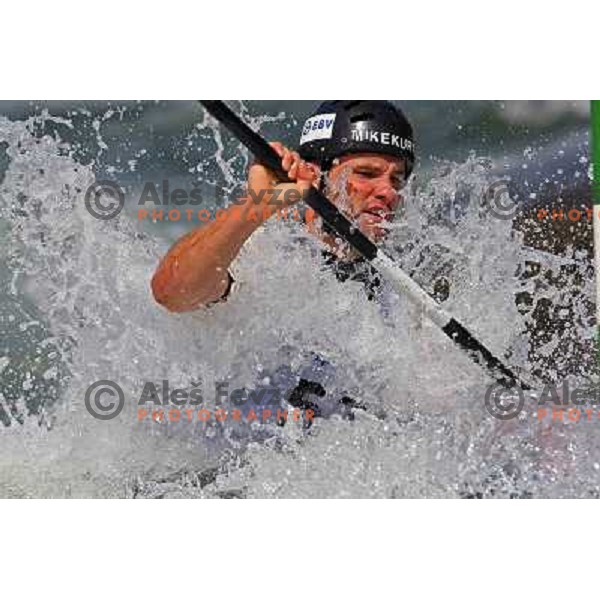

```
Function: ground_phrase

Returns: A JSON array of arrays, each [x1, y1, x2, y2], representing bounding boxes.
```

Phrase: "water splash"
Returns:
[[0, 110, 596, 498]]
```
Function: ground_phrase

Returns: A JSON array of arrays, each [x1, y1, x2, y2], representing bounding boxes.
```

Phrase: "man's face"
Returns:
[[327, 153, 406, 242]]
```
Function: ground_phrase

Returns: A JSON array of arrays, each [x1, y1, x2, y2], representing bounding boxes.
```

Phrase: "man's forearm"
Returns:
[[151, 201, 266, 312]]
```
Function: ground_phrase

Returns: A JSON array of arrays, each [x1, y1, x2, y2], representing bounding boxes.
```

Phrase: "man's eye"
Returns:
[[354, 169, 377, 178]]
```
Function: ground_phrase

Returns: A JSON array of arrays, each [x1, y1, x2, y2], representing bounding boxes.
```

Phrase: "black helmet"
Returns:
[[298, 100, 415, 178]]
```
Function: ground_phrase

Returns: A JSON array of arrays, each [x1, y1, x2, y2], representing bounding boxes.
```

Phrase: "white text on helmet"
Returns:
[[351, 129, 414, 153]]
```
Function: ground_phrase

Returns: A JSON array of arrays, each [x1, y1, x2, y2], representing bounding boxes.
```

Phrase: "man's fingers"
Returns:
[[269, 143, 299, 176], [299, 161, 319, 187], [281, 149, 293, 173], [269, 141, 285, 157], [260, 143, 317, 188], [288, 152, 304, 180]]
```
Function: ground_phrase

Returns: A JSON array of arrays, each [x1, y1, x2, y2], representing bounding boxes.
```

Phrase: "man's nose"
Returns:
[[373, 179, 399, 208]]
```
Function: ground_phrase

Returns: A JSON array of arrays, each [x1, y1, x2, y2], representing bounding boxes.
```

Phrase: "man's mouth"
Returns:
[[361, 208, 391, 222]]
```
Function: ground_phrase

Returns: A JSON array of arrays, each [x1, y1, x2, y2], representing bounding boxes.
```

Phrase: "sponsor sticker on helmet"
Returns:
[[300, 113, 337, 145]]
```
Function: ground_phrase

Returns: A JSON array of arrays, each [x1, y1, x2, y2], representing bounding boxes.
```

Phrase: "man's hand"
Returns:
[[247, 142, 319, 217]]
